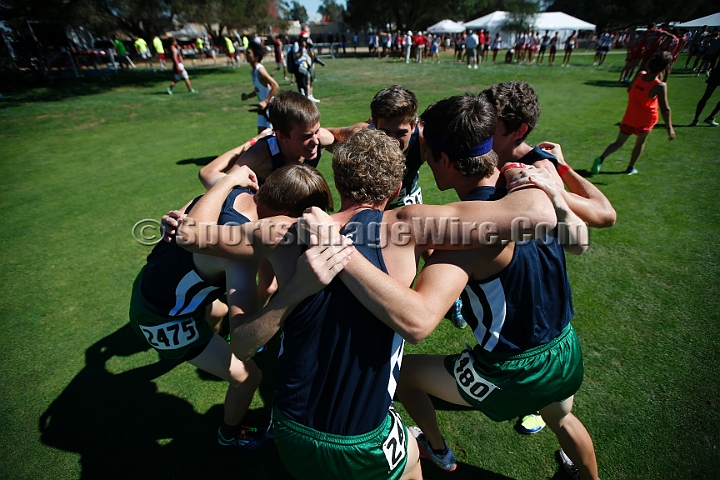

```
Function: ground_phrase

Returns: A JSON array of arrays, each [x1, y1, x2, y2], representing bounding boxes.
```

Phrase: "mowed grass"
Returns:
[[1, 50, 719, 479]]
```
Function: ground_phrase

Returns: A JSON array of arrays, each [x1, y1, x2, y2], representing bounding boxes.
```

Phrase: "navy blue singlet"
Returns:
[[274, 209, 405, 436], [459, 186, 573, 353]]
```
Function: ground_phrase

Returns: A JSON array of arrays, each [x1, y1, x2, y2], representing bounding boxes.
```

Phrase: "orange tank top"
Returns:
[[622, 72, 662, 128]]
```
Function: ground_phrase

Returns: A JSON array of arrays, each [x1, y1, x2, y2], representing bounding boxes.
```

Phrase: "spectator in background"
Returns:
[[690, 62, 720, 127], [537, 31, 550, 65], [196, 36, 206, 63], [166, 37, 198, 95], [241, 43, 280, 134], [561, 30, 577, 67], [430, 34, 440, 63], [114, 38, 135, 69], [465, 29, 478, 69], [415, 31, 425, 63], [153, 36, 167, 70], [134, 36, 155, 71], [620, 32, 644, 83], [454, 32, 465, 61], [271, 35, 288, 81], [224, 35, 237, 68], [402, 31, 411, 64], [514, 31, 526, 63], [695, 31, 720, 77], [477, 29, 486, 64], [593, 32, 612, 67], [548, 31, 559, 66], [685, 26, 708, 70], [490, 33, 503, 64], [526, 31, 539, 65]]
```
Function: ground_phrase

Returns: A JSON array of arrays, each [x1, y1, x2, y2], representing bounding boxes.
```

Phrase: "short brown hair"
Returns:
[[255, 164, 334, 215], [370, 85, 418, 125], [647, 51, 672, 74], [269, 91, 321, 138], [333, 129, 406, 206], [421, 94, 498, 178], [481, 81, 540, 144]]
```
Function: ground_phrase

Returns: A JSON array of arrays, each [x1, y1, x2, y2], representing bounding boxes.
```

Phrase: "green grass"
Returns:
[[1, 50, 719, 479]]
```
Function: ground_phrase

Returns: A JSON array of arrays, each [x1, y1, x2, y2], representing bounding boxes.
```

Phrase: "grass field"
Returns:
[[1, 49, 719, 479]]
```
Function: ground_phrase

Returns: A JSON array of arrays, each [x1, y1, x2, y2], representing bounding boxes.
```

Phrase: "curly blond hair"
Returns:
[[332, 129, 406, 206]]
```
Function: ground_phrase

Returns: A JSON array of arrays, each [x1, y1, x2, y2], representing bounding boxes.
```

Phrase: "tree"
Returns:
[[280, 0, 308, 24], [344, 0, 501, 32], [502, 0, 539, 33], [318, 0, 345, 23], [548, 0, 718, 29]]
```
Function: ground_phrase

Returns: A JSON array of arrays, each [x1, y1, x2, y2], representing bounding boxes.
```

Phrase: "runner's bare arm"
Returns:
[[324, 122, 369, 144], [336, 250, 470, 343], [537, 142, 617, 228], [393, 186, 556, 250], [653, 83, 675, 140], [179, 167, 292, 259], [257, 67, 279, 109], [231, 240, 354, 360], [507, 166, 589, 255], [198, 130, 273, 189]]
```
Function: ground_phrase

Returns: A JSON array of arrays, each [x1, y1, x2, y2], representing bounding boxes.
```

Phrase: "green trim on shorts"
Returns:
[[128, 269, 214, 360], [272, 407, 408, 480], [444, 323, 584, 422]]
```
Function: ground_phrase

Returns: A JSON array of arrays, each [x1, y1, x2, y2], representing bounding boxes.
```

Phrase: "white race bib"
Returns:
[[382, 406, 407, 472], [139, 318, 200, 350], [454, 347, 500, 402]]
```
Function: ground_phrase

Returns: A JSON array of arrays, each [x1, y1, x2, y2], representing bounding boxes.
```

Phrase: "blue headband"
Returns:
[[423, 130, 493, 158]]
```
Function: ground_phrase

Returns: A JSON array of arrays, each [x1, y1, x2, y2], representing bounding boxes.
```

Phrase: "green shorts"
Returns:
[[444, 323, 584, 421], [128, 269, 214, 361], [272, 406, 408, 480]]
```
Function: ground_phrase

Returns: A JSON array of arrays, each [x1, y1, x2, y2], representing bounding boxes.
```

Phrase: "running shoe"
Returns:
[[558, 449, 579, 479], [704, 117, 719, 127], [626, 167, 638, 175], [590, 157, 603, 176], [166, 87, 173, 95], [217, 426, 273, 450], [190, 89, 199, 94], [689, 120, 699, 127], [449, 299, 467, 329], [518, 413, 546, 434], [408, 426, 457, 472]]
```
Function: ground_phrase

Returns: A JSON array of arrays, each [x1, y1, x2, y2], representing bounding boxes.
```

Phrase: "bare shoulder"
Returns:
[[237, 142, 273, 177]]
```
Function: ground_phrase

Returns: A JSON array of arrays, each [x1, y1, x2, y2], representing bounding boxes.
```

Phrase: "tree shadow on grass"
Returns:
[[0, 67, 230, 109], [39, 324, 292, 479]]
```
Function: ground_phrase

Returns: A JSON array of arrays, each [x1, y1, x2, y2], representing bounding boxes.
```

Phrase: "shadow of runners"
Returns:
[[38, 324, 292, 479]]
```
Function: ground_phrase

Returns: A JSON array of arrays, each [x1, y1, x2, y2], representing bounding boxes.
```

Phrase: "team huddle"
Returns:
[[129, 82, 616, 480]]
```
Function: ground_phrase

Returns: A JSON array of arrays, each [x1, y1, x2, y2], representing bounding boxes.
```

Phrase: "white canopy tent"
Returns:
[[464, 11, 595, 46], [426, 19, 466, 34], [677, 12, 720, 28]]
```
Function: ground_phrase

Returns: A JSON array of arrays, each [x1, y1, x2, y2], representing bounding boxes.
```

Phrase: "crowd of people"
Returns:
[[127, 75, 626, 479]]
